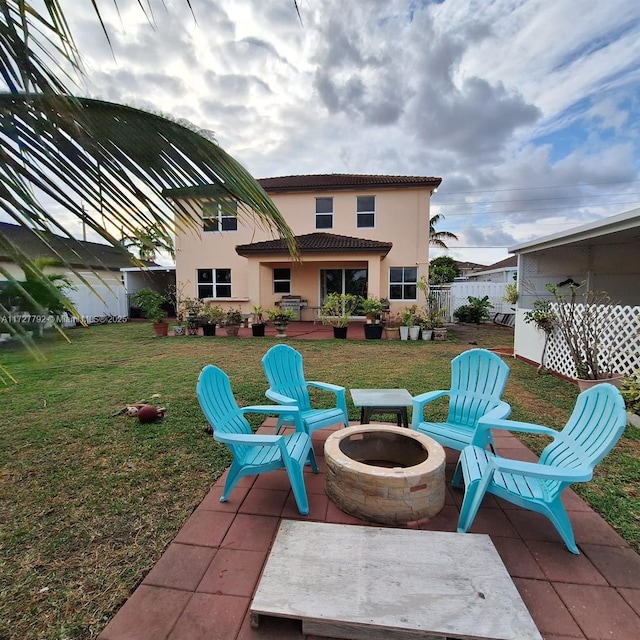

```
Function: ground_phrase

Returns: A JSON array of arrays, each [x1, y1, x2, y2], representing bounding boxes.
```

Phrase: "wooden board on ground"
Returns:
[[250, 521, 542, 640]]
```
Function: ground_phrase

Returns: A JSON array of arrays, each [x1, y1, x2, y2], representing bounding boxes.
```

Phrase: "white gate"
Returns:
[[433, 282, 511, 321]]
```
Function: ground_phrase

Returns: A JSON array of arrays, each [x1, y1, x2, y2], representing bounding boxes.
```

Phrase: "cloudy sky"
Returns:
[[38, 0, 640, 264]]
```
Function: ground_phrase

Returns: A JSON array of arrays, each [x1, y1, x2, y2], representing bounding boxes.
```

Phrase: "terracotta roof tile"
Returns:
[[236, 232, 392, 257], [257, 173, 442, 193]]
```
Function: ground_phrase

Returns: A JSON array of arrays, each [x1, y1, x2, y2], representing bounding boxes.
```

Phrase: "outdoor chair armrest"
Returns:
[[308, 381, 345, 395], [488, 454, 593, 482], [240, 405, 301, 416], [265, 389, 298, 406], [411, 390, 449, 428], [215, 432, 283, 446], [473, 416, 558, 446], [467, 401, 512, 447]]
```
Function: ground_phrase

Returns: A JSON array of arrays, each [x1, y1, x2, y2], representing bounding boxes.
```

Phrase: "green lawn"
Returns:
[[1, 322, 638, 640]]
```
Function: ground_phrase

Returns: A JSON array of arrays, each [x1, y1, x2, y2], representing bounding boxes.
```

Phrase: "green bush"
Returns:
[[453, 295, 493, 324]]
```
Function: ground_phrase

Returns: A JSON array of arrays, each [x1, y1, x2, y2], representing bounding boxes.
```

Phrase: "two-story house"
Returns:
[[167, 174, 442, 319]]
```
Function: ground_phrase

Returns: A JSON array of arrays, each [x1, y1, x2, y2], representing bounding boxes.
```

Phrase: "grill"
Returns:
[[277, 296, 307, 321]]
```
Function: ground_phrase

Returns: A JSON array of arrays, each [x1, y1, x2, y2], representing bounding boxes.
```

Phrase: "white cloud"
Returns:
[[8, 0, 640, 265]]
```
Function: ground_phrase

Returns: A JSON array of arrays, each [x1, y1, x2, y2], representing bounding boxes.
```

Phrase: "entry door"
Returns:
[[320, 268, 368, 303]]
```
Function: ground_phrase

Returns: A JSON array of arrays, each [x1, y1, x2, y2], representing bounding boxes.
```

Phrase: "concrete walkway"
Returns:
[[99, 422, 640, 640]]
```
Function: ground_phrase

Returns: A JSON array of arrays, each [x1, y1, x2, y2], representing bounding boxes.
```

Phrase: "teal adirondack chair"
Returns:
[[411, 349, 511, 451], [453, 383, 627, 554], [196, 364, 318, 515], [261, 344, 349, 435]]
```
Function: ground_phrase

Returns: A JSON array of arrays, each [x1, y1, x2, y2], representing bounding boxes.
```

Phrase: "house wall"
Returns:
[[174, 186, 432, 314], [1, 261, 127, 321], [470, 268, 517, 283]]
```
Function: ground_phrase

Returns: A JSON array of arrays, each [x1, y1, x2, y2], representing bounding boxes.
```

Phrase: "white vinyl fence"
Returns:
[[431, 282, 512, 322], [543, 303, 640, 378]]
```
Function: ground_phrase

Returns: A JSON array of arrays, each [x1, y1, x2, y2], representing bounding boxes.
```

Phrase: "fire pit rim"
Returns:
[[324, 423, 445, 477]]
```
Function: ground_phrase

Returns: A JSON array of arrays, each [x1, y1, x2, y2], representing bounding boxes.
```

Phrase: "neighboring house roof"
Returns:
[[236, 232, 393, 257], [455, 261, 486, 271], [0, 221, 150, 271], [163, 173, 442, 199], [509, 208, 640, 253], [472, 256, 517, 274]]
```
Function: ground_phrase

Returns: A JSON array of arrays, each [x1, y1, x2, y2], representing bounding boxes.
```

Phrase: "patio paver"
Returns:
[[99, 423, 640, 640]]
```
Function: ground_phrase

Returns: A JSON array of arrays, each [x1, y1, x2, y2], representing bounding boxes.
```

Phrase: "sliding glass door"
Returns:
[[320, 268, 368, 303]]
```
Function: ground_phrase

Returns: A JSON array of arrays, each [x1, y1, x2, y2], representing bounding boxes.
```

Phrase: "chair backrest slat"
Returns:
[[196, 365, 253, 460], [262, 344, 312, 410], [448, 349, 510, 426], [540, 384, 626, 471]]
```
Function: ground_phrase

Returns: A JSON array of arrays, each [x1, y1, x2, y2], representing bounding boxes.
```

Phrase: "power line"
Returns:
[[433, 200, 640, 216], [435, 192, 640, 206], [433, 178, 640, 197]]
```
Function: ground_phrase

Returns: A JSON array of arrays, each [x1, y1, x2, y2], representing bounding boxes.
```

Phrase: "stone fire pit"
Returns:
[[324, 424, 446, 525]]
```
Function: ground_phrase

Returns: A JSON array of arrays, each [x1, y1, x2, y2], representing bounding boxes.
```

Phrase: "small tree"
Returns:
[[523, 300, 557, 374], [429, 256, 459, 284]]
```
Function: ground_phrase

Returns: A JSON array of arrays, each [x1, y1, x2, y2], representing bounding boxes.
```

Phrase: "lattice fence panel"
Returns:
[[544, 303, 640, 378]]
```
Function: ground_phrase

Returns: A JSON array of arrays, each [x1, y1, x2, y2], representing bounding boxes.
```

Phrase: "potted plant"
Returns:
[[416, 314, 433, 341], [400, 304, 420, 340], [546, 283, 623, 389], [360, 296, 385, 339], [267, 308, 296, 337], [384, 313, 401, 340], [200, 304, 225, 336], [320, 293, 359, 339], [621, 369, 640, 429], [130, 287, 169, 337], [224, 308, 244, 337], [180, 297, 203, 335], [251, 305, 267, 337]]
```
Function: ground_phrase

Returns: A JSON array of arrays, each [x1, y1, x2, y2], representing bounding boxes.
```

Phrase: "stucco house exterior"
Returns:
[[167, 174, 442, 319], [510, 208, 640, 377]]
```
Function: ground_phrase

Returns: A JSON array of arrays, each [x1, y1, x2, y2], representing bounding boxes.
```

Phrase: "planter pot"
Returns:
[[152, 322, 169, 337], [384, 327, 400, 340], [202, 323, 217, 336], [408, 326, 420, 341], [364, 324, 384, 340], [576, 373, 624, 392], [333, 326, 348, 339], [225, 323, 240, 337], [433, 328, 448, 341], [173, 325, 186, 336], [421, 329, 433, 341], [251, 323, 266, 337], [273, 322, 289, 337], [399, 326, 410, 341]]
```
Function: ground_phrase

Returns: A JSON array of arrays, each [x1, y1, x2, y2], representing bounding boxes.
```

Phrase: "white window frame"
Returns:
[[273, 268, 291, 294], [389, 266, 418, 301], [315, 197, 334, 229], [202, 201, 238, 232], [356, 195, 376, 228], [197, 268, 232, 298]]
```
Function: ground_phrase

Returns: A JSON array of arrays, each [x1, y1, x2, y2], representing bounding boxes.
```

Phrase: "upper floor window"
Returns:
[[356, 195, 375, 228], [273, 268, 291, 294], [197, 268, 232, 298], [203, 201, 238, 232], [315, 197, 333, 229], [389, 267, 417, 300]]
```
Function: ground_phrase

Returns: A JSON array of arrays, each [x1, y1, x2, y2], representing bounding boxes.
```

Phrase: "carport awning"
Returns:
[[236, 232, 392, 258]]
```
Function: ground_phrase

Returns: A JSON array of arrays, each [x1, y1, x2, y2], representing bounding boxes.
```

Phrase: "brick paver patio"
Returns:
[[99, 419, 640, 640]]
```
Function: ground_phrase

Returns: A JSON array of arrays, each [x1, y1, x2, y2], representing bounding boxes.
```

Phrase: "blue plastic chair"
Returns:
[[453, 383, 627, 554], [196, 364, 318, 515], [411, 349, 511, 451], [261, 344, 349, 435]]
